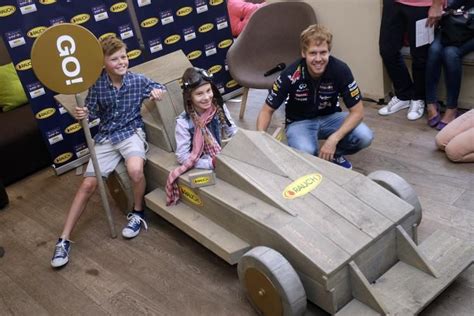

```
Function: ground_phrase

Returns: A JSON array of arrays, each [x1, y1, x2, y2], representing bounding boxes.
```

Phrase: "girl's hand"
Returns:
[[150, 88, 165, 101], [74, 106, 89, 120]]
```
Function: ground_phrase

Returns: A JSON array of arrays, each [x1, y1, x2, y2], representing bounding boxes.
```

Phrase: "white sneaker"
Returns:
[[378, 96, 411, 116], [407, 100, 425, 121]]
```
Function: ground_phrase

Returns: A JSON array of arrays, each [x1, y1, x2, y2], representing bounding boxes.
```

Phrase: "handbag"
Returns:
[[440, 9, 474, 46]]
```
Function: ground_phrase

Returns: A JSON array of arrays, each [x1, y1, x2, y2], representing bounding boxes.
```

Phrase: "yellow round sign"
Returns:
[[31, 23, 103, 94]]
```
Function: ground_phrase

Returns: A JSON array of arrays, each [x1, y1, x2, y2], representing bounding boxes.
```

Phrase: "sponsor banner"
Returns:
[[0, 0, 141, 170], [132, 0, 238, 95]]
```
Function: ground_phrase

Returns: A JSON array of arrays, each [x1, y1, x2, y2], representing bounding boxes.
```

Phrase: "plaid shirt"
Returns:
[[85, 71, 164, 144]]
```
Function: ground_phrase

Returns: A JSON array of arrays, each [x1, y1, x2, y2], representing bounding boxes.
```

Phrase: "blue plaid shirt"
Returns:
[[85, 71, 164, 144]]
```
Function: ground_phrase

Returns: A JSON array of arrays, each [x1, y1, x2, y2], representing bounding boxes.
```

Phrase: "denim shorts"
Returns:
[[84, 129, 147, 178]]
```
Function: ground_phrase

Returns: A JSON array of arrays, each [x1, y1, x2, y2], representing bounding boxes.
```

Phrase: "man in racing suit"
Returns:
[[257, 24, 373, 169]]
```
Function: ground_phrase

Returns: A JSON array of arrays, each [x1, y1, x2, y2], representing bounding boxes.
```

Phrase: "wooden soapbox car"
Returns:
[[56, 51, 473, 315]]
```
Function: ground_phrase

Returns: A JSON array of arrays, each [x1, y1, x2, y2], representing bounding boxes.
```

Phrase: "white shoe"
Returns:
[[378, 96, 411, 115], [407, 100, 425, 121]]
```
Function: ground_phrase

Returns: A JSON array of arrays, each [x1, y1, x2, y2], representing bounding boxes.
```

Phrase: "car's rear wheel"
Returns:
[[368, 170, 422, 225], [237, 246, 306, 316]]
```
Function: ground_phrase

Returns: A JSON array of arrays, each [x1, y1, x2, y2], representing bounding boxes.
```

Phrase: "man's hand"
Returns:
[[150, 88, 165, 101], [318, 135, 338, 161], [426, 1, 443, 27], [74, 106, 89, 120]]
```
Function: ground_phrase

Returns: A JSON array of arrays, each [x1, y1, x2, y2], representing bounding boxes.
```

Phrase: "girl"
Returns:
[[166, 67, 237, 205]]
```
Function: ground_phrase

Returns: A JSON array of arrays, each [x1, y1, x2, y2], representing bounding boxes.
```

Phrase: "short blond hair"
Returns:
[[100, 35, 127, 56], [300, 24, 333, 52]]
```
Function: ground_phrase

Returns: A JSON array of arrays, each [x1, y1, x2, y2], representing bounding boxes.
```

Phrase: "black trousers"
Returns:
[[0, 181, 8, 210], [379, 0, 430, 101]]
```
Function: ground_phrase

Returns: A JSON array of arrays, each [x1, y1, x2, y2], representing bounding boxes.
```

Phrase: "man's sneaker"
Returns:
[[332, 155, 352, 169], [122, 212, 148, 239], [407, 100, 425, 120], [51, 238, 70, 268], [378, 96, 410, 115]]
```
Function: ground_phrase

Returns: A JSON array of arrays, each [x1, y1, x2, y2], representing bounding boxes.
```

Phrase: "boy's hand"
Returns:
[[150, 88, 165, 101], [74, 106, 89, 120]]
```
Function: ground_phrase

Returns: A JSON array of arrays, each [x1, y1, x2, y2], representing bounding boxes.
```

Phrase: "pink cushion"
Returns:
[[227, 0, 266, 37]]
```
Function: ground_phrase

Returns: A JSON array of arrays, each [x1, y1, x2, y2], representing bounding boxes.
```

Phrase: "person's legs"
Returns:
[[119, 131, 148, 239], [444, 128, 474, 162], [318, 112, 374, 156], [425, 34, 444, 123], [435, 109, 474, 150], [285, 119, 320, 156], [379, 1, 414, 100], [403, 4, 430, 120]]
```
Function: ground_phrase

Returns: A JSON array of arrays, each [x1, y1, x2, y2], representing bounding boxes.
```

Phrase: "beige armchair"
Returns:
[[226, 1, 317, 119]]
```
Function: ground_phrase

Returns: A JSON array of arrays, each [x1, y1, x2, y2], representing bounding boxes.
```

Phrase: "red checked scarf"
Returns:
[[165, 106, 222, 205]]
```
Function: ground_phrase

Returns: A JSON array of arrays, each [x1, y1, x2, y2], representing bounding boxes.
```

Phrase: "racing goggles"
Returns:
[[181, 68, 213, 90]]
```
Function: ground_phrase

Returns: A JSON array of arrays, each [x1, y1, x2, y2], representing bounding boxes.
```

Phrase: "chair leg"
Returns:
[[239, 87, 249, 119]]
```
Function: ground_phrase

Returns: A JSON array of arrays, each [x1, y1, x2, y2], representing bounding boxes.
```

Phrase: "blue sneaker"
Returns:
[[332, 155, 352, 169], [51, 238, 71, 268], [122, 212, 148, 239]]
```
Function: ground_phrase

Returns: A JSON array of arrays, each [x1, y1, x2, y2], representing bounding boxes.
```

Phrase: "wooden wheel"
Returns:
[[106, 161, 134, 214], [237, 246, 306, 316], [368, 170, 422, 225]]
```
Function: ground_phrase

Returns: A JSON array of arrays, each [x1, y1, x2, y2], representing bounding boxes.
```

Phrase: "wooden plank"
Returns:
[[372, 230, 473, 314], [335, 299, 380, 316], [145, 188, 251, 265]]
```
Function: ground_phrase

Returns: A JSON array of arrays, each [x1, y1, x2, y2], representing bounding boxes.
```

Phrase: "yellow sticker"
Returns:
[[127, 49, 141, 60], [208, 65, 222, 74], [187, 50, 202, 60], [198, 23, 214, 33], [179, 184, 203, 206], [35, 108, 56, 120], [110, 2, 127, 13], [350, 88, 360, 97], [282, 173, 322, 199], [0, 5, 16, 17], [192, 176, 210, 186], [16, 59, 32, 71], [27, 26, 47, 38], [54, 152, 73, 164], [177, 6, 192, 16], [141, 17, 159, 28], [165, 34, 181, 45], [70, 13, 90, 25], [65, 123, 82, 134], [218, 39, 232, 49]]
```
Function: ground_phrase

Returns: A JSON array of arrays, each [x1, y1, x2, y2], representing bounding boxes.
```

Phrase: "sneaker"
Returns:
[[332, 155, 352, 169], [407, 100, 425, 120], [51, 238, 71, 268], [122, 212, 148, 239], [378, 96, 410, 116]]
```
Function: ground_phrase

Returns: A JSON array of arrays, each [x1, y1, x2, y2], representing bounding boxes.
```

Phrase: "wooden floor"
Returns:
[[0, 89, 472, 315]]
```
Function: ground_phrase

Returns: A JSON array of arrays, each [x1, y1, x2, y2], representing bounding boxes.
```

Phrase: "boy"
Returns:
[[51, 36, 165, 268]]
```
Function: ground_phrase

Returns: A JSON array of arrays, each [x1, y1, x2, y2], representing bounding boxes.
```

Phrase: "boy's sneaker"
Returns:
[[378, 96, 410, 116], [122, 211, 148, 239], [51, 238, 71, 268], [332, 155, 352, 169], [407, 100, 425, 120]]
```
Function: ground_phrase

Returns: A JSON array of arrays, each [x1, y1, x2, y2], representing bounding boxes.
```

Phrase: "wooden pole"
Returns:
[[75, 94, 117, 238]]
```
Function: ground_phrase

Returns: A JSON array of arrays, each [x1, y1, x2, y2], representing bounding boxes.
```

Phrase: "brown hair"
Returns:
[[181, 67, 228, 127], [300, 24, 333, 52], [100, 35, 127, 56]]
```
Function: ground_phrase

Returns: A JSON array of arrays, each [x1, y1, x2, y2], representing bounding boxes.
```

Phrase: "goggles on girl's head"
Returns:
[[181, 68, 213, 90]]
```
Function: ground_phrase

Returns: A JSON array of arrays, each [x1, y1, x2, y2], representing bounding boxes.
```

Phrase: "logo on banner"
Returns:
[[35, 108, 56, 120], [127, 49, 141, 60], [70, 14, 90, 25], [282, 173, 322, 199], [187, 50, 202, 60], [16, 59, 32, 71], [177, 7, 192, 16], [226, 80, 238, 89], [141, 17, 159, 28], [209, 0, 224, 6], [39, 0, 57, 5], [27, 26, 47, 38], [65, 123, 82, 134], [199, 23, 214, 33], [218, 39, 232, 49], [54, 152, 73, 165], [208, 65, 222, 74], [165, 34, 180, 45], [110, 2, 127, 13], [0, 5, 16, 17], [99, 32, 116, 41]]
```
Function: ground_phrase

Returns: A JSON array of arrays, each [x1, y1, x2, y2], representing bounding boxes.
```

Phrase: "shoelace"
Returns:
[[53, 241, 69, 258], [127, 214, 148, 231]]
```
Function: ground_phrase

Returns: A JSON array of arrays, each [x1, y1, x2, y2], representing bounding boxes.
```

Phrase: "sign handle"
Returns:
[[75, 94, 117, 238]]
